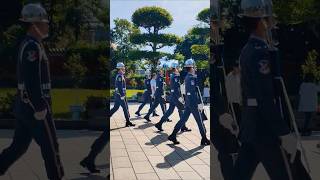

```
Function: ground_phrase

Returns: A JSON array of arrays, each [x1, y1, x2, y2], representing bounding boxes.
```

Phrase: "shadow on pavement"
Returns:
[[133, 122, 154, 130], [145, 132, 168, 146], [156, 145, 204, 169], [71, 174, 107, 180]]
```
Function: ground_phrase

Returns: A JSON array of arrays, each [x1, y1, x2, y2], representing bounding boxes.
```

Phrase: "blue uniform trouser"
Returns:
[[158, 100, 186, 128], [110, 95, 130, 121], [0, 101, 64, 180], [136, 92, 155, 114], [233, 142, 290, 180], [145, 95, 166, 118], [86, 130, 109, 163], [171, 105, 206, 138]]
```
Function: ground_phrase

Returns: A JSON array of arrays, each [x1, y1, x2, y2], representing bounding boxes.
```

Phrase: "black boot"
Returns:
[[181, 126, 192, 132], [200, 137, 210, 146], [168, 134, 180, 144], [80, 158, 100, 173], [144, 116, 151, 122], [125, 121, 135, 127], [152, 113, 159, 117], [155, 123, 163, 132], [135, 111, 141, 116]]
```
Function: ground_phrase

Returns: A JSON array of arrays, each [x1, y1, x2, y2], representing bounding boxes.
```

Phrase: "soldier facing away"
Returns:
[[0, 3, 64, 180]]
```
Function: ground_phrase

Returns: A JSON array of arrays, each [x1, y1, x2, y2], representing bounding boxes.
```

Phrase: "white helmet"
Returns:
[[171, 62, 179, 69], [145, 69, 151, 75], [20, 3, 49, 23], [116, 62, 125, 69], [239, 0, 273, 18], [184, 59, 195, 68]]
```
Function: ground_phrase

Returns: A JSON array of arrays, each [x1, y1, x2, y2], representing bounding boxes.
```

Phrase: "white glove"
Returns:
[[198, 104, 204, 111], [280, 133, 298, 163], [34, 109, 48, 120], [121, 96, 125, 100], [178, 97, 184, 104], [161, 95, 165, 99], [219, 113, 238, 135]]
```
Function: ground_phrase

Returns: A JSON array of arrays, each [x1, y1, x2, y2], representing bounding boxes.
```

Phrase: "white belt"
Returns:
[[18, 83, 51, 90], [41, 83, 51, 90], [18, 84, 25, 90], [247, 98, 276, 107], [247, 98, 258, 107]]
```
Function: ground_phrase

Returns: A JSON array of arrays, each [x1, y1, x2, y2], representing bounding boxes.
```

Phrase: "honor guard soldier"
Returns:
[[168, 59, 210, 146], [110, 62, 135, 127], [155, 62, 191, 132], [80, 130, 109, 173], [143, 65, 167, 122], [232, 0, 299, 179], [0, 4, 65, 180], [135, 70, 155, 116]]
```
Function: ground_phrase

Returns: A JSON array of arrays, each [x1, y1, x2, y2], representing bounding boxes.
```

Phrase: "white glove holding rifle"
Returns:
[[120, 96, 125, 100], [198, 104, 204, 111], [280, 133, 298, 163], [219, 113, 238, 136], [178, 97, 184, 104], [34, 109, 47, 120]]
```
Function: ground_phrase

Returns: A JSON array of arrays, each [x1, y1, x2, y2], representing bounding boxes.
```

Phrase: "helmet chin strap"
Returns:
[[32, 23, 48, 40]]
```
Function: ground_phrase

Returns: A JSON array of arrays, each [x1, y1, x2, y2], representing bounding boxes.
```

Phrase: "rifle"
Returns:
[[210, 0, 240, 155], [196, 86, 208, 121], [267, 25, 312, 174], [211, 0, 239, 133]]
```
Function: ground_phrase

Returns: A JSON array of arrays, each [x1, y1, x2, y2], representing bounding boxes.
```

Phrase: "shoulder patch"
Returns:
[[27, 50, 38, 62], [191, 80, 195, 85], [258, 60, 271, 74]]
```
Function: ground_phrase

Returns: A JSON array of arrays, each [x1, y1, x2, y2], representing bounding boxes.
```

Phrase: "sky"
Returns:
[[110, 0, 209, 53]]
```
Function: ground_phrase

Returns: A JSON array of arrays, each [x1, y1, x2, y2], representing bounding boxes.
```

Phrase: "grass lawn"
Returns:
[[0, 88, 143, 119]]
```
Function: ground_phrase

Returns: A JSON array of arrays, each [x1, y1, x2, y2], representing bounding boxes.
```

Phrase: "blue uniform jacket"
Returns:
[[154, 74, 164, 96], [17, 35, 51, 112], [169, 73, 182, 102], [185, 73, 201, 107], [115, 73, 126, 97], [239, 36, 290, 143]]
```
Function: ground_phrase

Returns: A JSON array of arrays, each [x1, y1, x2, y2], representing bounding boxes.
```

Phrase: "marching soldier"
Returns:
[[80, 130, 109, 173], [135, 70, 156, 116], [110, 62, 135, 127], [167, 59, 210, 146], [0, 4, 64, 180], [232, 0, 299, 179], [143, 66, 167, 122], [155, 62, 191, 132]]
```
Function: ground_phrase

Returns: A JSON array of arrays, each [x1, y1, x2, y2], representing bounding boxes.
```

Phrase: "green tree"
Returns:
[[111, 18, 139, 63], [64, 53, 87, 88], [130, 6, 181, 69], [190, 8, 210, 64], [301, 50, 320, 82]]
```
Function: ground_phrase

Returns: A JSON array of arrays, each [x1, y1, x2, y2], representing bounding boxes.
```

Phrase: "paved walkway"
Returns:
[[0, 130, 109, 180], [110, 103, 211, 180]]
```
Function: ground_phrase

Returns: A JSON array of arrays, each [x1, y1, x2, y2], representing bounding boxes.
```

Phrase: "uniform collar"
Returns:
[[249, 35, 268, 46]]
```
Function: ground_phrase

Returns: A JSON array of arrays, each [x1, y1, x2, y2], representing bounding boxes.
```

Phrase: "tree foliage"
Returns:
[[197, 8, 210, 25], [132, 6, 173, 32], [130, 6, 180, 68], [301, 49, 320, 82]]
